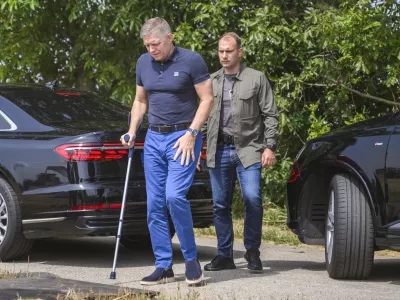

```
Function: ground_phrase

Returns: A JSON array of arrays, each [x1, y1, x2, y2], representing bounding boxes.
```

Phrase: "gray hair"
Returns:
[[140, 17, 171, 38]]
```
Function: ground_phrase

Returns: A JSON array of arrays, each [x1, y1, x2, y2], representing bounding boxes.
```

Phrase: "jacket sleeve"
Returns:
[[200, 120, 207, 144], [258, 74, 279, 148]]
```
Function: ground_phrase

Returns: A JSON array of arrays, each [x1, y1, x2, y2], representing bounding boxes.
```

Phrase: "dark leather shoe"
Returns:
[[244, 247, 263, 272], [204, 255, 236, 271]]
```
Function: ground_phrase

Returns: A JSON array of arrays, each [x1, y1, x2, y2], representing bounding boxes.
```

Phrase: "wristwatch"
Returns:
[[187, 128, 199, 137], [265, 144, 277, 152]]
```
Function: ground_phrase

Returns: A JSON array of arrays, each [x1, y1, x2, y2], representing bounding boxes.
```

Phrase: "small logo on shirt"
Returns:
[[174, 72, 179, 77]]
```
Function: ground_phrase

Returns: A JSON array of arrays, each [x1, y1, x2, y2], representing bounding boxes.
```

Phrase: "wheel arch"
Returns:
[[296, 159, 378, 245], [332, 159, 378, 222], [0, 164, 21, 198]]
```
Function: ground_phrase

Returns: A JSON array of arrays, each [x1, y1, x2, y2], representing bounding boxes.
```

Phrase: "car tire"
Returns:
[[120, 226, 176, 251], [0, 178, 34, 261], [325, 173, 374, 279]]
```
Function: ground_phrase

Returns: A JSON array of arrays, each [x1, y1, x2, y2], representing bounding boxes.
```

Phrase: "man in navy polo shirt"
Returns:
[[120, 17, 213, 285]]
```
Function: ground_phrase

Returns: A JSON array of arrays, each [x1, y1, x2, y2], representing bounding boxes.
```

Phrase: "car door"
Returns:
[[384, 119, 400, 225]]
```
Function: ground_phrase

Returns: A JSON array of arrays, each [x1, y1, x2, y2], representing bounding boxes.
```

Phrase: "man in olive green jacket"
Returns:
[[202, 32, 279, 273]]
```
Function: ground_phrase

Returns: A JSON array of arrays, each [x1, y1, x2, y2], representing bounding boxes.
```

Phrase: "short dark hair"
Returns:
[[219, 32, 242, 49]]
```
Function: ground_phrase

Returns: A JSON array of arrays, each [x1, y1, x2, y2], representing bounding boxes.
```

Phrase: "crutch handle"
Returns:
[[124, 134, 135, 158]]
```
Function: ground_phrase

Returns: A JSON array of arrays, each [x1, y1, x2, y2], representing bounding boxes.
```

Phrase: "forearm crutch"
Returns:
[[110, 118, 141, 280]]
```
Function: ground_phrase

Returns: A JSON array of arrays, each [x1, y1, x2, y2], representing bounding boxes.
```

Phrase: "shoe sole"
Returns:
[[245, 254, 262, 273], [204, 265, 236, 271], [186, 273, 204, 285], [140, 277, 175, 286], [248, 267, 263, 273]]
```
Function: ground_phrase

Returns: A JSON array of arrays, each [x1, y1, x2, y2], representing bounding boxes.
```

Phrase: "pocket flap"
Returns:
[[239, 88, 257, 100]]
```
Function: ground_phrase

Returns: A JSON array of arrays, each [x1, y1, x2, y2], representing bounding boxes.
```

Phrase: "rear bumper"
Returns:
[[286, 181, 301, 235], [21, 177, 213, 239], [23, 198, 214, 239]]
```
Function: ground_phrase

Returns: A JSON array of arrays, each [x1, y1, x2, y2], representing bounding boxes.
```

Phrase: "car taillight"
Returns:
[[200, 143, 207, 160], [55, 91, 81, 96], [288, 161, 301, 183], [55, 142, 143, 161]]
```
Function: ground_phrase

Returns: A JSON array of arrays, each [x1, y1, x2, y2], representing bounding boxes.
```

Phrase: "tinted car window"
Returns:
[[2, 90, 129, 124], [0, 111, 12, 130]]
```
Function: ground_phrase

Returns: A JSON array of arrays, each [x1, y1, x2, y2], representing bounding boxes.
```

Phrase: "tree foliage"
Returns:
[[1, 0, 400, 206]]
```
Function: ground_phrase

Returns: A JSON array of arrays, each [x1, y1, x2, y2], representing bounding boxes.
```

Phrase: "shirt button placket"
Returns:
[[159, 62, 164, 79]]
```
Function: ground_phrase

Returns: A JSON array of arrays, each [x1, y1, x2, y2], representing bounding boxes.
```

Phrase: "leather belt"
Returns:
[[149, 123, 191, 133], [218, 132, 234, 145]]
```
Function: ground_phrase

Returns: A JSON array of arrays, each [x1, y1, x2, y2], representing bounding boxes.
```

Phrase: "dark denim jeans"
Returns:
[[209, 144, 263, 258]]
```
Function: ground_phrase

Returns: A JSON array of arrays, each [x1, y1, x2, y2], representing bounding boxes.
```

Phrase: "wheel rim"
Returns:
[[326, 189, 335, 264], [0, 193, 8, 244]]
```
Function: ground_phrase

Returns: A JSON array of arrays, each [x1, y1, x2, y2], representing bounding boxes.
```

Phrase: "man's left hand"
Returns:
[[261, 148, 276, 168], [173, 131, 196, 166]]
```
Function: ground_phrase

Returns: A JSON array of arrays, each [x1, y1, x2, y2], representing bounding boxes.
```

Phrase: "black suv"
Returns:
[[287, 113, 400, 279], [0, 84, 213, 261]]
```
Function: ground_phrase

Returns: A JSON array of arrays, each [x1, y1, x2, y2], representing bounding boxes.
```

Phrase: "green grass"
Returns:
[[195, 205, 301, 246]]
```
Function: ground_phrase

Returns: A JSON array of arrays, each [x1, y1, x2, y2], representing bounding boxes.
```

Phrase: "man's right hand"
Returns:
[[120, 133, 136, 148], [196, 156, 201, 171]]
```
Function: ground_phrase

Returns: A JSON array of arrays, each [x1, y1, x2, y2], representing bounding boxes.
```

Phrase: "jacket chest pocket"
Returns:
[[238, 88, 259, 118]]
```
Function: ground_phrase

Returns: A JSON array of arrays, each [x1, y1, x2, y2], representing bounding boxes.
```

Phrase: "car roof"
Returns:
[[0, 83, 48, 90], [0, 83, 87, 94]]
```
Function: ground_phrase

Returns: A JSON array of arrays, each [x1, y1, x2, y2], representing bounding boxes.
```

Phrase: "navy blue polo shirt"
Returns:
[[136, 45, 210, 125]]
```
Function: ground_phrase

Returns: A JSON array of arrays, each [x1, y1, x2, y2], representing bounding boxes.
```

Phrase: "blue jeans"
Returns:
[[209, 145, 263, 258], [144, 129, 202, 269]]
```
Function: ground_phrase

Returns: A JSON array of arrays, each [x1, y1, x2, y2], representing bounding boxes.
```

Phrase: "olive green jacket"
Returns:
[[205, 66, 279, 168]]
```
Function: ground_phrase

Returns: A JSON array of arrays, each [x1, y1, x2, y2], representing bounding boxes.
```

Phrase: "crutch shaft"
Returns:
[[110, 133, 135, 279]]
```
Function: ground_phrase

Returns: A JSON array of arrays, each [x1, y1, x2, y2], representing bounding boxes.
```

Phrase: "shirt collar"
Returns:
[[151, 42, 179, 62]]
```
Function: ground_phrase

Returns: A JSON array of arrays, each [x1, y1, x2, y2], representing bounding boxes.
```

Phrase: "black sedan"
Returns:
[[287, 113, 400, 280], [0, 84, 213, 261]]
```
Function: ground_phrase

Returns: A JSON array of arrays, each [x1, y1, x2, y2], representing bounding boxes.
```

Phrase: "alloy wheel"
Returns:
[[326, 189, 335, 264], [0, 193, 8, 244]]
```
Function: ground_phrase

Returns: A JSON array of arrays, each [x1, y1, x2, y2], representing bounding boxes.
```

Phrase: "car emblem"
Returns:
[[374, 142, 383, 146]]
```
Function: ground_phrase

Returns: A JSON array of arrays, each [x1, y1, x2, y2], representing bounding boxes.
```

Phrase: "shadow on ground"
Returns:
[[1, 272, 150, 300], [6, 237, 400, 287], [368, 258, 400, 286]]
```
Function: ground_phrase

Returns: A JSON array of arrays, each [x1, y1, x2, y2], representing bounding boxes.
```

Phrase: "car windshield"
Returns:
[[2, 89, 130, 124]]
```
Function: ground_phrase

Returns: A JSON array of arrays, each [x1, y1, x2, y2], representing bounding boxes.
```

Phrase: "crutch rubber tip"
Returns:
[[110, 272, 116, 279]]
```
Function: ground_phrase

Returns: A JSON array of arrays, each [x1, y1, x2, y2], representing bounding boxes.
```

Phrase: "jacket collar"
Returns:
[[214, 64, 246, 81]]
